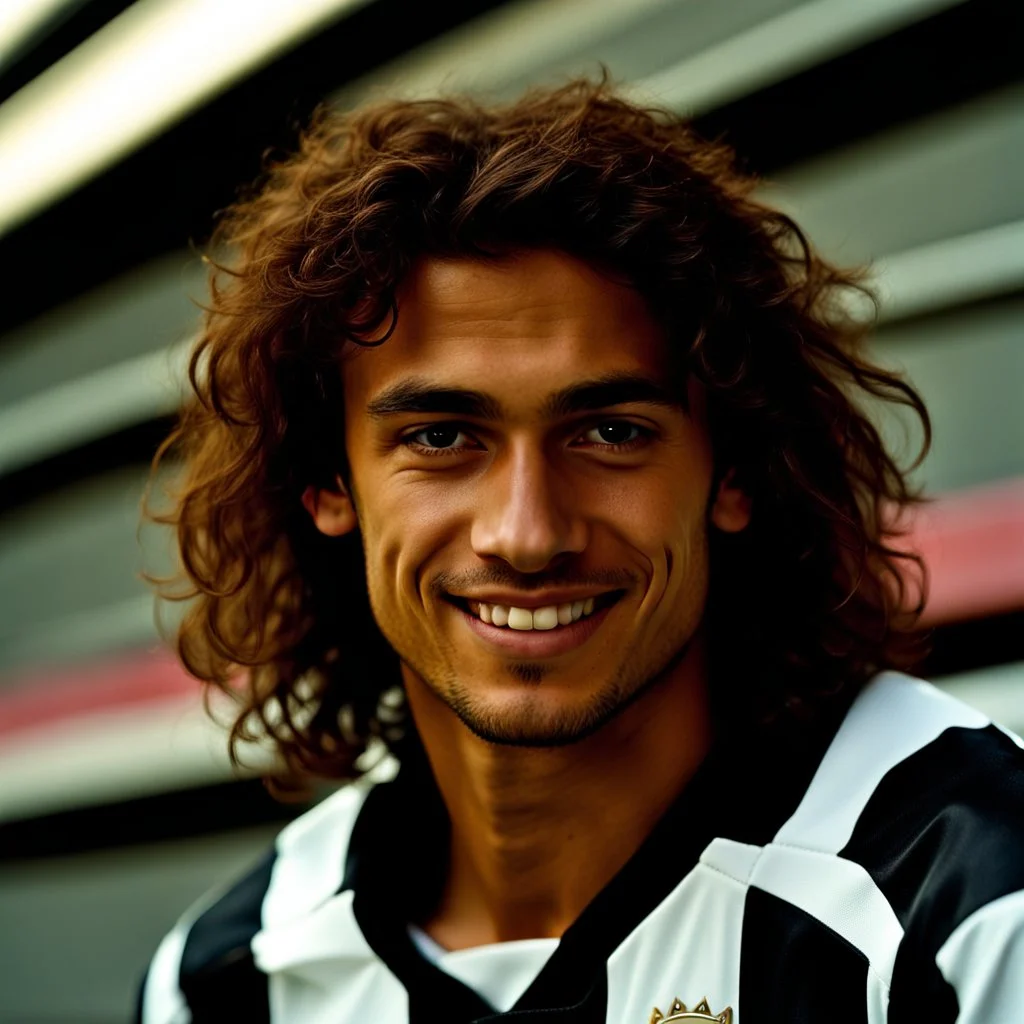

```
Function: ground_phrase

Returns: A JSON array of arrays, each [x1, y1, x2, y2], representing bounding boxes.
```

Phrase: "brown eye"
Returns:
[[583, 422, 642, 445], [420, 426, 462, 448], [405, 424, 476, 453]]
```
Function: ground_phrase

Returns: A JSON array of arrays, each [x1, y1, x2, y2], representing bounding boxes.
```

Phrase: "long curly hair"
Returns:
[[147, 78, 930, 782]]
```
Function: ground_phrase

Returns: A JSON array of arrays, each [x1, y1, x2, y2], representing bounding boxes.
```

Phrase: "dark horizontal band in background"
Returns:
[[697, 0, 1023, 175], [0, 777, 304, 862], [0, 416, 174, 517]]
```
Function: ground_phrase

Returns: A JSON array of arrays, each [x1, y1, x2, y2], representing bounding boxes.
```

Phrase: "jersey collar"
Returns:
[[338, 708, 844, 1019]]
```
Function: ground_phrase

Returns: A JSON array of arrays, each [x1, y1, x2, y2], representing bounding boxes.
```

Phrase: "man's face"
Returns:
[[312, 250, 748, 746]]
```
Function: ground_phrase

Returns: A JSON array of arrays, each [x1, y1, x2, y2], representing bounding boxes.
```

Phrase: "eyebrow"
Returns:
[[541, 372, 682, 418], [366, 380, 503, 420], [365, 372, 681, 421]]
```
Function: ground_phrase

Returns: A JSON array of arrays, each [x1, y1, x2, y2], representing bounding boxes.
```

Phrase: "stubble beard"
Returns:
[[376, 562, 706, 750], [425, 623, 695, 749]]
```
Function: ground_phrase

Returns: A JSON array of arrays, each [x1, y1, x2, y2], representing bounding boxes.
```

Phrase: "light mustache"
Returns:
[[429, 567, 637, 597]]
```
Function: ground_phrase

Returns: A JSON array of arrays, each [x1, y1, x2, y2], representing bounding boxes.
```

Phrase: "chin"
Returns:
[[444, 678, 632, 748]]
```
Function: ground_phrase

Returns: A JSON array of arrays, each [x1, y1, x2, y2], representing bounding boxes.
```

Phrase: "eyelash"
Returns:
[[401, 425, 479, 457], [399, 420, 653, 457]]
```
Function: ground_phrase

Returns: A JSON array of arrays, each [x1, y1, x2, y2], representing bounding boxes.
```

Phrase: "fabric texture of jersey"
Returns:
[[137, 673, 1024, 1023]]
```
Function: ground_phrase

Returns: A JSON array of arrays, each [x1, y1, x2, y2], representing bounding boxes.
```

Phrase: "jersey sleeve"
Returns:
[[823, 687, 1024, 1021], [133, 845, 277, 1022], [935, 889, 1024, 1022], [135, 917, 192, 1024]]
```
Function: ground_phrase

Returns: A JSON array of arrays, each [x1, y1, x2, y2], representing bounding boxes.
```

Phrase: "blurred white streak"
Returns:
[[873, 220, 1024, 324], [0, 0, 372, 237], [332, 0, 675, 107], [936, 662, 1024, 739], [633, 0, 966, 116], [0, 690, 277, 823], [0, 0, 77, 68], [0, 336, 192, 475], [831, 220, 1024, 325]]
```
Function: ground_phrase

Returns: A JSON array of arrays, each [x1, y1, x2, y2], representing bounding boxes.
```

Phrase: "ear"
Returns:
[[710, 468, 752, 534], [301, 480, 358, 537]]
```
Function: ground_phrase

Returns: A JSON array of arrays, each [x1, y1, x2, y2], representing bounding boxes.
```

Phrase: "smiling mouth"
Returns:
[[446, 592, 623, 631]]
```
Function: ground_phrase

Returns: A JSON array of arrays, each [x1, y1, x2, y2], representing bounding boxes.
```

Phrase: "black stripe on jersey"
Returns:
[[739, 888, 869, 1024], [178, 848, 276, 1023], [345, 765, 497, 1021], [840, 724, 1024, 1021]]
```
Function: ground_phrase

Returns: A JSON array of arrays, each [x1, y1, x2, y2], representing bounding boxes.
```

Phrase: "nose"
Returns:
[[470, 443, 587, 573]]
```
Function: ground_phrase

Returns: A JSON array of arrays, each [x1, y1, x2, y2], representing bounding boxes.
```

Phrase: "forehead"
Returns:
[[342, 251, 672, 411]]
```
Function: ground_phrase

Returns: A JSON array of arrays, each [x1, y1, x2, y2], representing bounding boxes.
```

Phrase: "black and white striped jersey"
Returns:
[[138, 673, 1024, 1023]]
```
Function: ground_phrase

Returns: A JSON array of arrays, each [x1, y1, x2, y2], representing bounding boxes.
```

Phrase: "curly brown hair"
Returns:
[[147, 78, 929, 782]]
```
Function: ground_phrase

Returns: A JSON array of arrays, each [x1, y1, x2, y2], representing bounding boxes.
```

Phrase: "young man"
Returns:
[[139, 82, 1024, 1023]]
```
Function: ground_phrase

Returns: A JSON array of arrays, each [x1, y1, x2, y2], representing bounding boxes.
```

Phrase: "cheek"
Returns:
[[599, 466, 710, 550], [360, 479, 465, 606], [600, 468, 711, 610]]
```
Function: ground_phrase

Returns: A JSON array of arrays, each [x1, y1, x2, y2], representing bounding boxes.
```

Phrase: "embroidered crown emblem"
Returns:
[[649, 996, 733, 1024]]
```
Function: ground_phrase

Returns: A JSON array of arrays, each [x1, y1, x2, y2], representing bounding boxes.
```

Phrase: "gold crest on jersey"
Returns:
[[649, 996, 733, 1023]]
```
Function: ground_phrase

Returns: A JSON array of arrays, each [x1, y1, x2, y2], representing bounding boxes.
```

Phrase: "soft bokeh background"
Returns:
[[0, 1, 1021, 1020]]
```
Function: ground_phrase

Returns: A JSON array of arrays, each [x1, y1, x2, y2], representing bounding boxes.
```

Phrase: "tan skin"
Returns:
[[303, 250, 750, 950]]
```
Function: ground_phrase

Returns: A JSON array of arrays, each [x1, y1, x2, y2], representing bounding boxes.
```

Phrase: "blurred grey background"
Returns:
[[0, 0, 1021, 1020]]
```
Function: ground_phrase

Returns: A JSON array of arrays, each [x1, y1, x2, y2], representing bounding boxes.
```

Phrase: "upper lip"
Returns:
[[448, 589, 618, 609]]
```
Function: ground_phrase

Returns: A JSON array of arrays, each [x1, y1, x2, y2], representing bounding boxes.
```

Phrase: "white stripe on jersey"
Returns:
[[255, 888, 373, 974], [261, 758, 395, 931], [700, 836, 761, 884], [141, 918, 191, 1024], [865, 965, 890, 1024], [936, 888, 1024, 1023], [604, 861, 747, 1024], [774, 672, 989, 854], [749, 844, 903, 989], [261, 897, 408, 1024], [253, 762, 409, 1021]]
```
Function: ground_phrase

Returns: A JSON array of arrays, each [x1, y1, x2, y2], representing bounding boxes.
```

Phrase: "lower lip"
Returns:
[[458, 603, 614, 657]]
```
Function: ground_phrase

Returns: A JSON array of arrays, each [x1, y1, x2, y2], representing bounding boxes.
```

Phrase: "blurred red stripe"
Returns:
[[904, 477, 1024, 625], [0, 478, 1021, 739], [0, 649, 198, 739]]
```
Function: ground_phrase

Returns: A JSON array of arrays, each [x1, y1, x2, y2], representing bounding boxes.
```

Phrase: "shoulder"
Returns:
[[837, 674, 1024, 939], [777, 671, 1024, 861], [773, 672, 1024, 1018], [136, 764, 392, 1024]]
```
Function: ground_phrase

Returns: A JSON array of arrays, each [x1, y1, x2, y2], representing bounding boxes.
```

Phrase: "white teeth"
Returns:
[[532, 606, 559, 630], [507, 607, 534, 630], [474, 599, 603, 630]]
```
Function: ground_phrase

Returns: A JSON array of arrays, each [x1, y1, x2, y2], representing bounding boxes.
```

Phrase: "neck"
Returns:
[[403, 640, 712, 950]]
